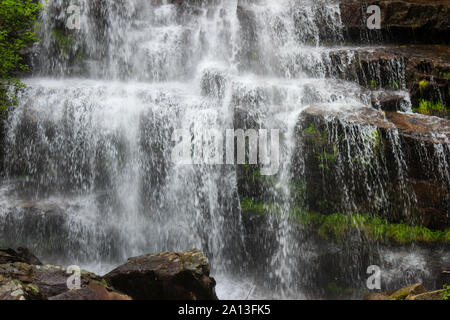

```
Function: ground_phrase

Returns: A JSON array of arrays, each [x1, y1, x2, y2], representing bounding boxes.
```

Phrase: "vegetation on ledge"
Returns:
[[0, 0, 42, 113], [413, 99, 449, 117], [240, 197, 450, 244]]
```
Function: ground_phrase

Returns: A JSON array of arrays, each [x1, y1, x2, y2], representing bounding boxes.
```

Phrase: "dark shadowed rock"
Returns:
[[104, 249, 218, 300], [339, 0, 450, 44], [0, 248, 42, 265]]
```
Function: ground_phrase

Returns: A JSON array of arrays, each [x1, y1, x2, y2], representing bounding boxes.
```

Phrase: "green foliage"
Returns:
[[441, 284, 450, 300], [439, 71, 450, 79], [390, 81, 399, 89], [413, 99, 448, 117], [240, 197, 266, 214], [51, 29, 75, 57], [303, 123, 340, 170], [0, 0, 42, 112], [317, 147, 337, 171]]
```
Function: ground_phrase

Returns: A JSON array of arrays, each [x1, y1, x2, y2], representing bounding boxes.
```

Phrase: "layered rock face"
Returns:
[[235, 0, 449, 233], [293, 105, 450, 229], [0, 248, 216, 300], [340, 0, 450, 44]]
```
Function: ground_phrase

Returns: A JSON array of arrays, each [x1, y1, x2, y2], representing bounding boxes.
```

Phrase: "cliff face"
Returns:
[[340, 0, 450, 44]]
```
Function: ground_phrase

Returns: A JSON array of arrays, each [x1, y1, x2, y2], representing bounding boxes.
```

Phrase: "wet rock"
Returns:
[[201, 67, 228, 100], [0, 248, 42, 265], [365, 283, 445, 300], [104, 249, 218, 300], [371, 92, 409, 112], [326, 45, 449, 118], [363, 292, 390, 300], [339, 0, 450, 44]]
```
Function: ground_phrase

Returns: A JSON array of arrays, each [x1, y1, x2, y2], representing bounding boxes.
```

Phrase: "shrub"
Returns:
[[0, 0, 42, 112]]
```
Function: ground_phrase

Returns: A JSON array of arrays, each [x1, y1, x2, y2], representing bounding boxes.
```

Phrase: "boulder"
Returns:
[[104, 249, 218, 300], [0, 262, 131, 300]]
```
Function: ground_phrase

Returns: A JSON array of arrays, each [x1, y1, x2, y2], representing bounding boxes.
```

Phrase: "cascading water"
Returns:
[[1, 0, 449, 299]]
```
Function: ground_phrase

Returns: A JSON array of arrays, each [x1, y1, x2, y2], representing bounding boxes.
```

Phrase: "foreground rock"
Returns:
[[0, 248, 217, 300], [104, 249, 218, 300], [0, 261, 130, 300]]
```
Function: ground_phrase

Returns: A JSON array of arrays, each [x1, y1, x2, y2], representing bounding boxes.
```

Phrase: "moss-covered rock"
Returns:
[[388, 283, 426, 300], [240, 197, 450, 244]]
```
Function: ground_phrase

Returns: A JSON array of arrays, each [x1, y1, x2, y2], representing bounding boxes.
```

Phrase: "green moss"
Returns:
[[240, 198, 450, 244], [51, 29, 76, 57], [304, 123, 318, 135], [240, 197, 269, 214], [303, 123, 340, 170], [439, 71, 450, 79], [418, 79, 430, 92], [26, 283, 39, 294], [303, 123, 328, 145], [390, 290, 409, 300], [317, 145, 338, 171]]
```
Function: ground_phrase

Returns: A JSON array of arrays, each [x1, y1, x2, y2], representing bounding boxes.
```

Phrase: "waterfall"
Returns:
[[1, 0, 449, 299]]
